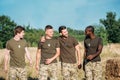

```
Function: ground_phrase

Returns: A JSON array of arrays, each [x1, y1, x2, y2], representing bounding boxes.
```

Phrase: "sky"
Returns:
[[0, 0, 120, 30]]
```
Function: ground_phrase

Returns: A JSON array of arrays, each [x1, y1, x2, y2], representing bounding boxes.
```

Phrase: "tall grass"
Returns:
[[0, 43, 120, 80]]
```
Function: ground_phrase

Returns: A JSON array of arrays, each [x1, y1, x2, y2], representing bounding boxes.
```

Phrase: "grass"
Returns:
[[0, 43, 120, 80]]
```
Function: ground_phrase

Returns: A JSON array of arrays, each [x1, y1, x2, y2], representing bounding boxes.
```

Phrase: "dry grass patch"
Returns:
[[105, 58, 120, 80], [0, 43, 120, 79]]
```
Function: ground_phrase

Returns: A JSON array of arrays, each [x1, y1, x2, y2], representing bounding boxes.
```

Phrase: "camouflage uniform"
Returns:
[[38, 37, 60, 80], [38, 63, 58, 80], [9, 67, 27, 80], [6, 38, 28, 80], [84, 36, 103, 80], [62, 62, 78, 80], [85, 62, 102, 80], [58, 36, 79, 80]]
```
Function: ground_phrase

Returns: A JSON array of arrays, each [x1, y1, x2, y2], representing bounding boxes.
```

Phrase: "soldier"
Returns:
[[35, 25, 60, 80], [84, 25, 103, 80], [58, 26, 81, 80], [40, 26, 81, 80], [4, 26, 32, 80]]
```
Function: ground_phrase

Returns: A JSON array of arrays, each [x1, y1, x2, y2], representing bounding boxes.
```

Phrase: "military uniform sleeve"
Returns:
[[55, 39, 60, 48], [6, 41, 11, 50], [38, 41, 42, 49], [98, 38, 103, 46], [73, 37, 79, 46]]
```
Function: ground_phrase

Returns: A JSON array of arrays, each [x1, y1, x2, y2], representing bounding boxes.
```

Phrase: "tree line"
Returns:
[[0, 12, 120, 48]]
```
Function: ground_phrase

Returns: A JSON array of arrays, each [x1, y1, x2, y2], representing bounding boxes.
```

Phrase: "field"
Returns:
[[0, 43, 120, 80]]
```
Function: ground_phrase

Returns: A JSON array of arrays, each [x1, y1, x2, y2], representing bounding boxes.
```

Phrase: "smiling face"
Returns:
[[45, 28, 54, 38], [17, 30, 25, 39], [85, 26, 95, 38], [85, 28, 92, 37], [60, 29, 68, 37], [14, 26, 25, 39]]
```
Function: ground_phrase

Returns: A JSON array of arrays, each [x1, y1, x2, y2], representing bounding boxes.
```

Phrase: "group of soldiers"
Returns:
[[4, 25, 103, 80]]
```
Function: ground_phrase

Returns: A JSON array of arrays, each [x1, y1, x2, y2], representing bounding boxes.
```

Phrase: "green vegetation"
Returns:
[[94, 25, 108, 45], [0, 15, 16, 48], [0, 12, 120, 48], [100, 12, 120, 43]]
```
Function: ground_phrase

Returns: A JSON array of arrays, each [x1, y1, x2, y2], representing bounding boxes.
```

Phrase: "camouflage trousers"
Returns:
[[61, 62, 78, 80], [8, 67, 27, 80], [85, 61, 102, 80], [38, 63, 58, 80]]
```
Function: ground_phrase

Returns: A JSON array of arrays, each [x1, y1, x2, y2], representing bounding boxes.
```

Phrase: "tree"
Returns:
[[0, 15, 16, 48], [67, 27, 85, 41], [100, 12, 120, 43], [94, 25, 108, 45], [24, 25, 44, 47]]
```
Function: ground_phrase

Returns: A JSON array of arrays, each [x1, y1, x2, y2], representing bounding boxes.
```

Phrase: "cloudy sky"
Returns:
[[0, 0, 120, 30]]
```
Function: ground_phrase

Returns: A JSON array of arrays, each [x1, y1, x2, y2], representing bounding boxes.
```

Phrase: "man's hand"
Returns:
[[45, 58, 53, 65], [78, 64, 82, 69], [87, 54, 95, 60], [35, 64, 39, 75], [77, 61, 82, 69], [35, 64, 39, 71], [4, 49, 10, 73], [41, 36, 45, 42], [29, 60, 33, 67], [77, 61, 81, 66], [4, 66, 8, 73]]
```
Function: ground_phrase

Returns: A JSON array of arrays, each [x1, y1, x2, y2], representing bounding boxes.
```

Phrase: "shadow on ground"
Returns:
[[28, 77, 38, 80], [0, 77, 87, 80], [0, 77, 51, 80], [0, 77, 5, 80], [28, 77, 50, 80]]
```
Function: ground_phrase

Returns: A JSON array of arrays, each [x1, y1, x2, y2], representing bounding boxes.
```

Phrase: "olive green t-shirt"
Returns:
[[58, 36, 78, 63], [84, 36, 103, 62], [6, 38, 28, 68], [38, 38, 60, 64]]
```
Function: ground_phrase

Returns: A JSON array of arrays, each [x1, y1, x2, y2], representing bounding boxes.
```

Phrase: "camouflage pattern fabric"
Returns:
[[38, 63, 58, 80], [61, 62, 78, 80], [85, 61, 102, 80], [8, 67, 27, 80]]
